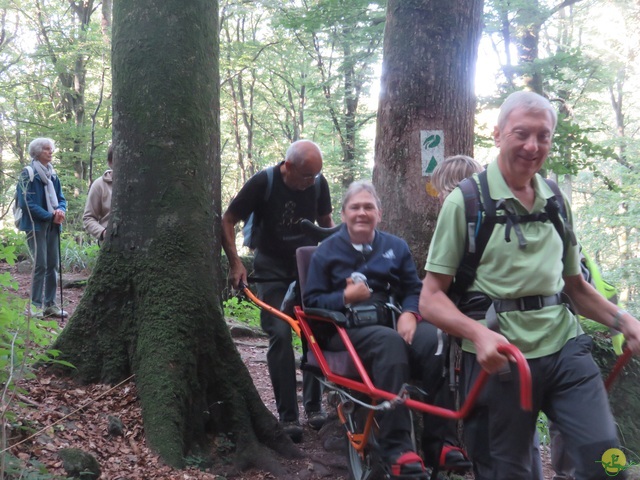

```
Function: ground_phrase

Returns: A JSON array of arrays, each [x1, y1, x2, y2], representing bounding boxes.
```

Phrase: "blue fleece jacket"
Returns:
[[303, 224, 422, 314], [16, 165, 67, 232]]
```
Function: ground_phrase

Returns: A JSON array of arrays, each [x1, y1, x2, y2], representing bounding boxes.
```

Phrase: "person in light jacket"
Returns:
[[83, 145, 113, 244]]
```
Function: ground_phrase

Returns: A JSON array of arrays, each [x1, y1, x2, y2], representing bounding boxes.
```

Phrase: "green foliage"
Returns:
[[0, 0, 112, 240], [536, 411, 550, 446], [0, 227, 31, 261], [219, 0, 384, 211], [0, 240, 74, 479], [222, 295, 301, 351], [223, 296, 261, 328], [2, 227, 100, 272], [184, 454, 215, 470], [0, 278, 68, 388], [60, 235, 100, 273], [480, 0, 640, 318], [548, 120, 619, 178], [0, 452, 62, 480], [0, 236, 79, 478]]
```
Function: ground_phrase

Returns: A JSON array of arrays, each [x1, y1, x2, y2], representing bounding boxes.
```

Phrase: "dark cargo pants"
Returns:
[[254, 250, 323, 422], [462, 334, 622, 480]]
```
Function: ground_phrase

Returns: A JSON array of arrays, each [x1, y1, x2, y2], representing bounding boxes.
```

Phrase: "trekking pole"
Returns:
[[57, 224, 64, 315]]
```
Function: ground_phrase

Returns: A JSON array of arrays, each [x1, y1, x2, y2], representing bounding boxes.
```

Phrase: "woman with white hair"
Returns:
[[16, 137, 67, 318], [304, 180, 470, 478]]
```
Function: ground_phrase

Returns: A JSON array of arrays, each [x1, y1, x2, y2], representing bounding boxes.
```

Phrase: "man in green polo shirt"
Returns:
[[419, 90, 640, 480]]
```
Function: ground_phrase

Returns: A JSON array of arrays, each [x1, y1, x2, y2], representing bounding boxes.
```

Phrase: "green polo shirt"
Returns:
[[426, 161, 583, 358]]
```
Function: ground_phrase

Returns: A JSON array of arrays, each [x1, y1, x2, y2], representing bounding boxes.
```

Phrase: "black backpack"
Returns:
[[242, 166, 275, 248], [449, 169, 577, 300]]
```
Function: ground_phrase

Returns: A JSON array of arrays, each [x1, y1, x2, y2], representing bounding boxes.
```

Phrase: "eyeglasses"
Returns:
[[300, 173, 320, 181], [294, 164, 321, 181]]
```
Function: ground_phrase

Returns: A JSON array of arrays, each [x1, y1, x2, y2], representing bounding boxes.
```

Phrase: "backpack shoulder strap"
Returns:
[[542, 178, 577, 257], [477, 169, 495, 217], [16, 166, 35, 193], [312, 174, 323, 217], [451, 170, 506, 298], [474, 169, 499, 259], [14, 166, 34, 213], [263, 166, 275, 201], [543, 178, 565, 219], [314, 174, 322, 201], [451, 172, 490, 297], [458, 175, 482, 255]]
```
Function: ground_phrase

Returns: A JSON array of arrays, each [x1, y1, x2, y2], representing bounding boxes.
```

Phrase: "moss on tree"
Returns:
[[52, 0, 301, 473]]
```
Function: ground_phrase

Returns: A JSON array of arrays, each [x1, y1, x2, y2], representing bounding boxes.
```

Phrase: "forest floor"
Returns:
[[2, 263, 555, 479]]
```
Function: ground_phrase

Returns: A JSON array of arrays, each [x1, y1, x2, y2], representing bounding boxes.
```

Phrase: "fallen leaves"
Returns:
[[3, 265, 349, 479]]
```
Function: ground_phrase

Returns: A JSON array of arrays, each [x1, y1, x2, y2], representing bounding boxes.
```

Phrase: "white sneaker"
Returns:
[[26, 305, 44, 318], [43, 305, 68, 318]]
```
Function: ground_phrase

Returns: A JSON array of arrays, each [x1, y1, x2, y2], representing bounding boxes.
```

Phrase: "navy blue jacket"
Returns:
[[304, 225, 422, 314], [16, 165, 67, 232]]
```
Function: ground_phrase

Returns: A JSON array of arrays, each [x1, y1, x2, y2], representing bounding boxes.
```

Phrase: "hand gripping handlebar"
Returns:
[[458, 343, 533, 417]]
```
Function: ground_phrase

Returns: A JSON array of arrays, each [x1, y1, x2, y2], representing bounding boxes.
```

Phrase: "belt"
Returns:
[[492, 292, 563, 313]]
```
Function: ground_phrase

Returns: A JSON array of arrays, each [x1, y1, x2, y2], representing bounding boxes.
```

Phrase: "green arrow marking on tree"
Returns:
[[426, 156, 438, 174], [421, 130, 444, 177], [422, 134, 441, 149]]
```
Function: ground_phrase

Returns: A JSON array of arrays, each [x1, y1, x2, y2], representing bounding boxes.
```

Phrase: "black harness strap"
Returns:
[[450, 170, 577, 299], [450, 176, 484, 299], [543, 178, 577, 260]]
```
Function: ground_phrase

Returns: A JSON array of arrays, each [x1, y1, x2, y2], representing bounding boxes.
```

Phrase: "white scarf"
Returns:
[[31, 159, 59, 213]]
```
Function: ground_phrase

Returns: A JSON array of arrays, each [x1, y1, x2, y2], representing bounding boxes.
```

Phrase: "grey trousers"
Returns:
[[462, 334, 622, 480], [26, 222, 60, 308], [254, 250, 323, 422]]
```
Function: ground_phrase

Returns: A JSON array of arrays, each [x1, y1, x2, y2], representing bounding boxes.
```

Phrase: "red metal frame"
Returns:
[[295, 305, 532, 417], [242, 287, 532, 415], [605, 348, 632, 391], [240, 287, 630, 461]]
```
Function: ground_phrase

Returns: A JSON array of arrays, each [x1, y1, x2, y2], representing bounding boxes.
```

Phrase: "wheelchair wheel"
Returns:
[[344, 406, 385, 480]]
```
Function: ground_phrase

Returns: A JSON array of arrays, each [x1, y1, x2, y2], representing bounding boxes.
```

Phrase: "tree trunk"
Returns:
[[373, 0, 484, 269], [53, 0, 298, 472]]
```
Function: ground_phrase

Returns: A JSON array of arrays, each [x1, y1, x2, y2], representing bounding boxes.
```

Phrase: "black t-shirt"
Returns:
[[228, 162, 332, 258]]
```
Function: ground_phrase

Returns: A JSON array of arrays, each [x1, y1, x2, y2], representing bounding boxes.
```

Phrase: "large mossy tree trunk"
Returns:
[[53, 0, 298, 472], [373, 0, 484, 269]]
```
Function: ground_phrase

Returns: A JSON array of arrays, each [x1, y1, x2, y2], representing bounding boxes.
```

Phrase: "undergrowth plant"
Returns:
[[0, 228, 30, 261], [222, 295, 302, 351], [1, 227, 100, 273], [0, 241, 73, 479], [223, 296, 261, 328], [60, 234, 100, 273]]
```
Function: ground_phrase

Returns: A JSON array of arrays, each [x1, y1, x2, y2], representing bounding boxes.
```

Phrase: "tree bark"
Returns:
[[373, 0, 484, 269], [53, 0, 298, 472]]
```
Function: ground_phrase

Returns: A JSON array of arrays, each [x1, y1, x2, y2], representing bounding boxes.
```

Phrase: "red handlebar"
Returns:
[[456, 343, 532, 418], [605, 348, 632, 391], [242, 287, 301, 337], [498, 343, 532, 411]]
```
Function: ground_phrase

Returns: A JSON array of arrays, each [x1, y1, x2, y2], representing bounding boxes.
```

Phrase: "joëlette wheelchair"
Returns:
[[236, 221, 534, 479]]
